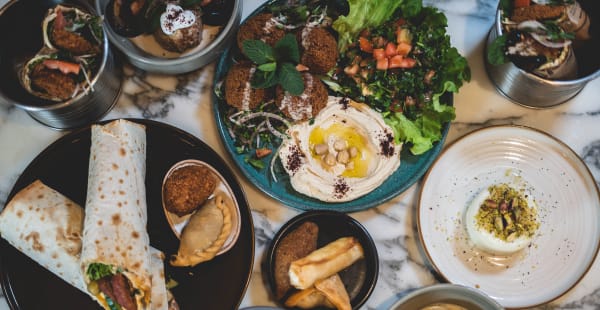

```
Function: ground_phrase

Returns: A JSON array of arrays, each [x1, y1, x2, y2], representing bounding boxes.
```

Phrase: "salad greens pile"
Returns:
[[332, 0, 470, 155]]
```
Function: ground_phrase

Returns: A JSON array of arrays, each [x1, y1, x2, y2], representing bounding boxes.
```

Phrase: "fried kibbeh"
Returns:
[[163, 164, 218, 216], [274, 221, 319, 299]]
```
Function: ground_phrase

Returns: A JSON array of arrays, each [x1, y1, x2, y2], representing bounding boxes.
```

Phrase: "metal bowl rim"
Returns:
[[96, 0, 241, 67], [492, 5, 600, 85]]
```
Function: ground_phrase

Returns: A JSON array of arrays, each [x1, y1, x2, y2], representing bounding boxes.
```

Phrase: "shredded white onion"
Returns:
[[517, 20, 572, 49], [266, 118, 288, 140], [270, 144, 284, 183], [531, 33, 572, 48], [235, 112, 292, 128]]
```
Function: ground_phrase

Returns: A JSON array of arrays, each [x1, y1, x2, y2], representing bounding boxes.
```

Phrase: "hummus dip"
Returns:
[[278, 96, 401, 202]]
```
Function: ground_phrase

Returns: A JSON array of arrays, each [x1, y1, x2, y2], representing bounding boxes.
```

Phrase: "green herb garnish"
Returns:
[[487, 34, 509, 66], [245, 157, 266, 170], [242, 33, 304, 95], [86, 263, 114, 281], [542, 21, 575, 41]]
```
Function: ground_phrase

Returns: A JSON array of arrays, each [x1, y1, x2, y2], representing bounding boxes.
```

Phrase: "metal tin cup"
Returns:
[[484, 0, 599, 108], [0, 0, 122, 130], [94, 0, 241, 75]]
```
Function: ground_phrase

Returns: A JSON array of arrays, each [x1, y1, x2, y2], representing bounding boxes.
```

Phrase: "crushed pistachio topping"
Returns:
[[474, 183, 539, 242]]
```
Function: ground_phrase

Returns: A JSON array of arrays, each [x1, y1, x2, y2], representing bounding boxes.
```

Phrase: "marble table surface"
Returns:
[[1, 0, 599, 309]]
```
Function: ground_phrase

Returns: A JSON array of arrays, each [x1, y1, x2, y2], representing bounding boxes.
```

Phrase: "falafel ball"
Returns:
[[297, 26, 338, 74], [224, 62, 269, 111], [237, 13, 286, 53], [276, 72, 328, 122], [163, 164, 218, 217], [154, 5, 203, 53]]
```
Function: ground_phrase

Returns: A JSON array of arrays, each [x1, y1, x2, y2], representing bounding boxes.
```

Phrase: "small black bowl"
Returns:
[[264, 210, 379, 309]]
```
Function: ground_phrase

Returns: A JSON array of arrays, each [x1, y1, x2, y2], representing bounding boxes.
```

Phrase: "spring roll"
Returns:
[[81, 119, 152, 310], [0, 180, 175, 309], [289, 237, 364, 290]]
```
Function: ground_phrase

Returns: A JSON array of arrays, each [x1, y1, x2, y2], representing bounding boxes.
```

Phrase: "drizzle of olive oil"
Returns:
[[308, 123, 373, 178]]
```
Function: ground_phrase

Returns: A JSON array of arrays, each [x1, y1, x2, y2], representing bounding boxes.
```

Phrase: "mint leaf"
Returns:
[[258, 62, 277, 72], [242, 40, 275, 64], [251, 69, 278, 89], [274, 33, 300, 63], [278, 62, 304, 95]]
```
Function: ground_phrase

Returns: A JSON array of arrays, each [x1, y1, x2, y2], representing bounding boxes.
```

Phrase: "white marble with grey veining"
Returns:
[[0, 0, 599, 309]]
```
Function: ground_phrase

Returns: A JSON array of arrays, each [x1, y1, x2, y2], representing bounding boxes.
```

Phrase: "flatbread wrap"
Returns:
[[81, 119, 152, 310], [0, 180, 175, 309], [0, 180, 85, 290]]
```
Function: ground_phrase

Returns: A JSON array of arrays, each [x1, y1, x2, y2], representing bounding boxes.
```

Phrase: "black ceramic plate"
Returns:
[[264, 211, 378, 309], [0, 119, 254, 310]]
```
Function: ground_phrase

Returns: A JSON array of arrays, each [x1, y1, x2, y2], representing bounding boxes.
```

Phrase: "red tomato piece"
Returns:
[[376, 58, 389, 70], [400, 57, 417, 68], [385, 42, 397, 57], [43, 59, 80, 75], [396, 42, 412, 56], [372, 48, 386, 60], [388, 55, 405, 69], [359, 37, 373, 53], [513, 0, 530, 8]]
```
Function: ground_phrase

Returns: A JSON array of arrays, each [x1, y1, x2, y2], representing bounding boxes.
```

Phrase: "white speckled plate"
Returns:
[[417, 125, 600, 309]]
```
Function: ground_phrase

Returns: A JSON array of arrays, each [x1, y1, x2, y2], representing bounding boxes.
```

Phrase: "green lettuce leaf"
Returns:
[[86, 263, 114, 281], [385, 102, 455, 155], [332, 0, 404, 52]]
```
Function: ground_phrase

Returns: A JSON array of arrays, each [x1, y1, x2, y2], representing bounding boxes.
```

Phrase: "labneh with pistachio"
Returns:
[[465, 183, 539, 255]]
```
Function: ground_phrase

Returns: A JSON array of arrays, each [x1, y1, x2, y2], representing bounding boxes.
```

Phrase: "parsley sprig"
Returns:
[[543, 21, 575, 41], [242, 34, 305, 95]]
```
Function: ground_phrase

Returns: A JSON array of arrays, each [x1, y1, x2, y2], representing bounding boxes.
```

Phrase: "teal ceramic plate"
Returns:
[[212, 0, 451, 212]]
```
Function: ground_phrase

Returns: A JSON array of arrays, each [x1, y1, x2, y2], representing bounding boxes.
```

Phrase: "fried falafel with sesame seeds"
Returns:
[[237, 13, 286, 54], [276, 72, 328, 122], [224, 62, 270, 111], [297, 26, 338, 74]]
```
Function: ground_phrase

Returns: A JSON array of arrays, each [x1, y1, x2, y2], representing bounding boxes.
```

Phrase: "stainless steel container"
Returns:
[[94, 0, 241, 75], [484, 1, 599, 108], [389, 284, 503, 310], [0, 0, 122, 130]]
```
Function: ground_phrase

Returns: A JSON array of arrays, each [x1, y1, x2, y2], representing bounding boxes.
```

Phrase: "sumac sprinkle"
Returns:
[[285, 145, 304, 174], [338, 97, 350, 110], [378, 130, 395, 157], [334, 178, 350, 199]]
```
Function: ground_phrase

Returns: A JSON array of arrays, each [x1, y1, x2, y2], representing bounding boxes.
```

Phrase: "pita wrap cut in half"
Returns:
[[81, 119, 153, 310], [0, 180, 177, 309]]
